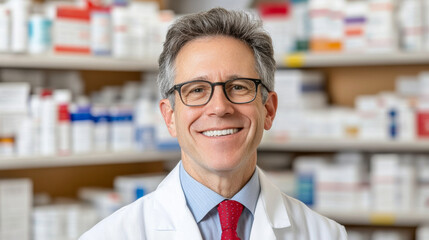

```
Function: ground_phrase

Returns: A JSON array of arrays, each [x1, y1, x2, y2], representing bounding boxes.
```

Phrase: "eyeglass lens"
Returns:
[[180, 79, 257, 106]]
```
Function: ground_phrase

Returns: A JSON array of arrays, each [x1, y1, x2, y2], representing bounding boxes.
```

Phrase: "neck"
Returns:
[[182, 155, 257, 199]]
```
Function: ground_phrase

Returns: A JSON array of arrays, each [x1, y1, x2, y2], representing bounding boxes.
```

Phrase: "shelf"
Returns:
[[2, 52, 427, 71], [0, 54, 159, 71], [316, 210, 429, 226], [3, 139, 429, 170], [259, 139, 429, 152], [282, 52, 429, 68], [0, 151, 180, 170]]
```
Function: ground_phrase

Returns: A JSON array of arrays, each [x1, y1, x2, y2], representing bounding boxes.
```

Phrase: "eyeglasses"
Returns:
[[166, 78, 269, 107]]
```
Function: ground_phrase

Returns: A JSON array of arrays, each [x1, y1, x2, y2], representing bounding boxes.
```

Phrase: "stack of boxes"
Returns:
[[0, 179, 32, 240]]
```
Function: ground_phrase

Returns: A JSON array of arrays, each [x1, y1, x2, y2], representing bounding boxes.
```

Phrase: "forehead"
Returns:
[[174, 36, 258, 83]]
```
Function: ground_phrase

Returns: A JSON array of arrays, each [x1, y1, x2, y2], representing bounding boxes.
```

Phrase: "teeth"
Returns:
[[202, 128, 239, 137]]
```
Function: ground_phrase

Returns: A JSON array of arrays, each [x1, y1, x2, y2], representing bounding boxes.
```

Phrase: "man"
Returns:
[[80, 8, 347, 240]]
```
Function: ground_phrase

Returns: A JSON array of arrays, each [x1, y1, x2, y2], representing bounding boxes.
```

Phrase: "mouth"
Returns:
[[201, 128, 241, 137]]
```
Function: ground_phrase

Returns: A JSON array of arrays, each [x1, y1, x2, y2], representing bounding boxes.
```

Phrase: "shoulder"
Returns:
[[277, 190, 347, 239], [79, 195, 150, 240], [79, 164, 183, 240], [257, 168, 347, 239]]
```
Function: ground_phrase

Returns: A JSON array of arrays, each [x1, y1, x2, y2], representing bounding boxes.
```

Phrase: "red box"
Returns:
[[54, 6, 91, 54], [417, 112, 429, 138]]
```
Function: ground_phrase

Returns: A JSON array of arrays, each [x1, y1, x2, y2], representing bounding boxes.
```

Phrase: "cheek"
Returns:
[[253, 104, 266, 123], [242, 107, 265, 131], [175, 107, 200, 132]]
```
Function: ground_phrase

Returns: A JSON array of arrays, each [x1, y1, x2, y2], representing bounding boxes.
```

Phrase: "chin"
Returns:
[[203, 155, 246, 173]]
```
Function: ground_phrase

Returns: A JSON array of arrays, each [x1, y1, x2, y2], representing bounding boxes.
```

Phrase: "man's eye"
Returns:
[[232, 85, 246, 90], [191, 88, 204, 93]]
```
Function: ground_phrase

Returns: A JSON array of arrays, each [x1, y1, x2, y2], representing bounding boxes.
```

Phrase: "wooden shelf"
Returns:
[[316, 209, 429, 226], [259, 139, 429, 152], [0, 54, 158, 71], [282, 52, 429, 68], [0, 151, 180, 170], [3, 138, 429, 170]]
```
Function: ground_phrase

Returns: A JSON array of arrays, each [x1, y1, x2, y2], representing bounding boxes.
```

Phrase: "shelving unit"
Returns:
[[2, 49, 429, 238], [0, 151, 180, 170], [1, 0, 427, 237]]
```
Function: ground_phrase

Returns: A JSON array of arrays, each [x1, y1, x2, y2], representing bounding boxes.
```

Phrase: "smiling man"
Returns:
[[80, 8, 347, 240]]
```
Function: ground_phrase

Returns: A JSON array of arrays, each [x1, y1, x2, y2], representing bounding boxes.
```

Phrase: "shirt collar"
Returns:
[[179, 162, 260, 223]]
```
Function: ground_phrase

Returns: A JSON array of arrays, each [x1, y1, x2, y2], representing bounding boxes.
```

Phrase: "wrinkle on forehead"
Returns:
[[174, 36, 259, 84]]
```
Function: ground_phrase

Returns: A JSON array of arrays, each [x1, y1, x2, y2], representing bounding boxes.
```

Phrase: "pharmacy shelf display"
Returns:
[[282, 52, 429, 68], [0, 151, 180, 170], [316, 210, 429, 226], [259, 139, 429, 152], [0, 54, 159, 71]]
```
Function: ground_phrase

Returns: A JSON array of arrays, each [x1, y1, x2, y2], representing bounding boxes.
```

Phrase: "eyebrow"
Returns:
[[188, 74, 244, 81]]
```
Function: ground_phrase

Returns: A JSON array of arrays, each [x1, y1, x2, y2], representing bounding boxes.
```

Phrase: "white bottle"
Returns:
[[70, 100, 93, 154], [110, 105, 134, 152], [135, 89, 156, 151], [28, 4, 52, 54], [398, 0, 423, 51], [0, 4, 10, 52], [92, 105, 110, 152], [54, 89, 71, 156], [111, 5, 130, 58], [91, 7, 111, 55], [16, 117, 33, 156], [8, 0, 30, 53], [39, 89, 57, 156], [30, 94, 41, 155]]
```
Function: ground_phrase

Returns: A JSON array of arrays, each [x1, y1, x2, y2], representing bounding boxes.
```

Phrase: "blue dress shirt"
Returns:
[[179, 163, 260, 240]]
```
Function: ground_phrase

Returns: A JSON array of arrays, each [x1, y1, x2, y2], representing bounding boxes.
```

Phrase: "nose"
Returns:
[[205, 85, 234, 116]]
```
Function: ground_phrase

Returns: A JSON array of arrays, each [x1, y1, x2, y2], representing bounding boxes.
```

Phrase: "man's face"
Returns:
[[160, 36, 277, 176]]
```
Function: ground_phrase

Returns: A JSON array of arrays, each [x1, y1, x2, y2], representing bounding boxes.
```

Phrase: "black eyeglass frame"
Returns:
[[166, 78, 270, 107]]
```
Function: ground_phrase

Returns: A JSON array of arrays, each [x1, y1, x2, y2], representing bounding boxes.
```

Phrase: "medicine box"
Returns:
[[0, 178, 32, 240]]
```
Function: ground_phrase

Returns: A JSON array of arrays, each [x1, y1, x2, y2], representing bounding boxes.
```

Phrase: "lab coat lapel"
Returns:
[[250, 167, 291, 240], [151, 163, 203, 240]]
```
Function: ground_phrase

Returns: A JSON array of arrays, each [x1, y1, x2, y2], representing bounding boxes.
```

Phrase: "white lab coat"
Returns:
[[80, 163, 347, 240]]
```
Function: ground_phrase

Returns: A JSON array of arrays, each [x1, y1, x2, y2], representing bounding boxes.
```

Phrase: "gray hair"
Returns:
[[157, 7, 276, 108]]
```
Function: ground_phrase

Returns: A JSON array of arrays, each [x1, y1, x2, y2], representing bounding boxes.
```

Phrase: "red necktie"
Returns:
[[217, 200, 244, 240]]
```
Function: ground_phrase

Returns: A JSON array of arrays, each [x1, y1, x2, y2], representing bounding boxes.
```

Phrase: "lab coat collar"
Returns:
[[257, 166, 291, 228], [151, 162, 203, 239], [150, 163, 291, 239], [250, 167, 291, 239]]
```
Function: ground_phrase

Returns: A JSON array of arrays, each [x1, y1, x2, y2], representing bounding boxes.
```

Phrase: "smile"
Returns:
[[202, 128, 240, 137]]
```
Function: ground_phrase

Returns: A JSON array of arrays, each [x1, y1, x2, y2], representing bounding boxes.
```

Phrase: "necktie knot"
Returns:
[[217, 200, 243, 240]]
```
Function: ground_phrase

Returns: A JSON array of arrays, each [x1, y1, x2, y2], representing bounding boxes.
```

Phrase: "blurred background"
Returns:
[[0, 0, 428, 239]]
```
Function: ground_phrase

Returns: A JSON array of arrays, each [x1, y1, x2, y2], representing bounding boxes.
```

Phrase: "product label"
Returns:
[[54, 19, 90, 53], [54, 7, 91, 54], [91, 11, 111, 55]]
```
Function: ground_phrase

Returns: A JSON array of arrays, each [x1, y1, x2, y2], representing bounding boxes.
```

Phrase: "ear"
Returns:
[[263, 91, 278, 130], [159, 98, 177, 137]]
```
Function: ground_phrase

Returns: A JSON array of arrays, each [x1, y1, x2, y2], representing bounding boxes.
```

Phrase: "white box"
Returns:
[[371, 154, 400, 212], [417, 225, 429, 240], [316, 163, 365, 211], [0, 179, 32, 240]]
